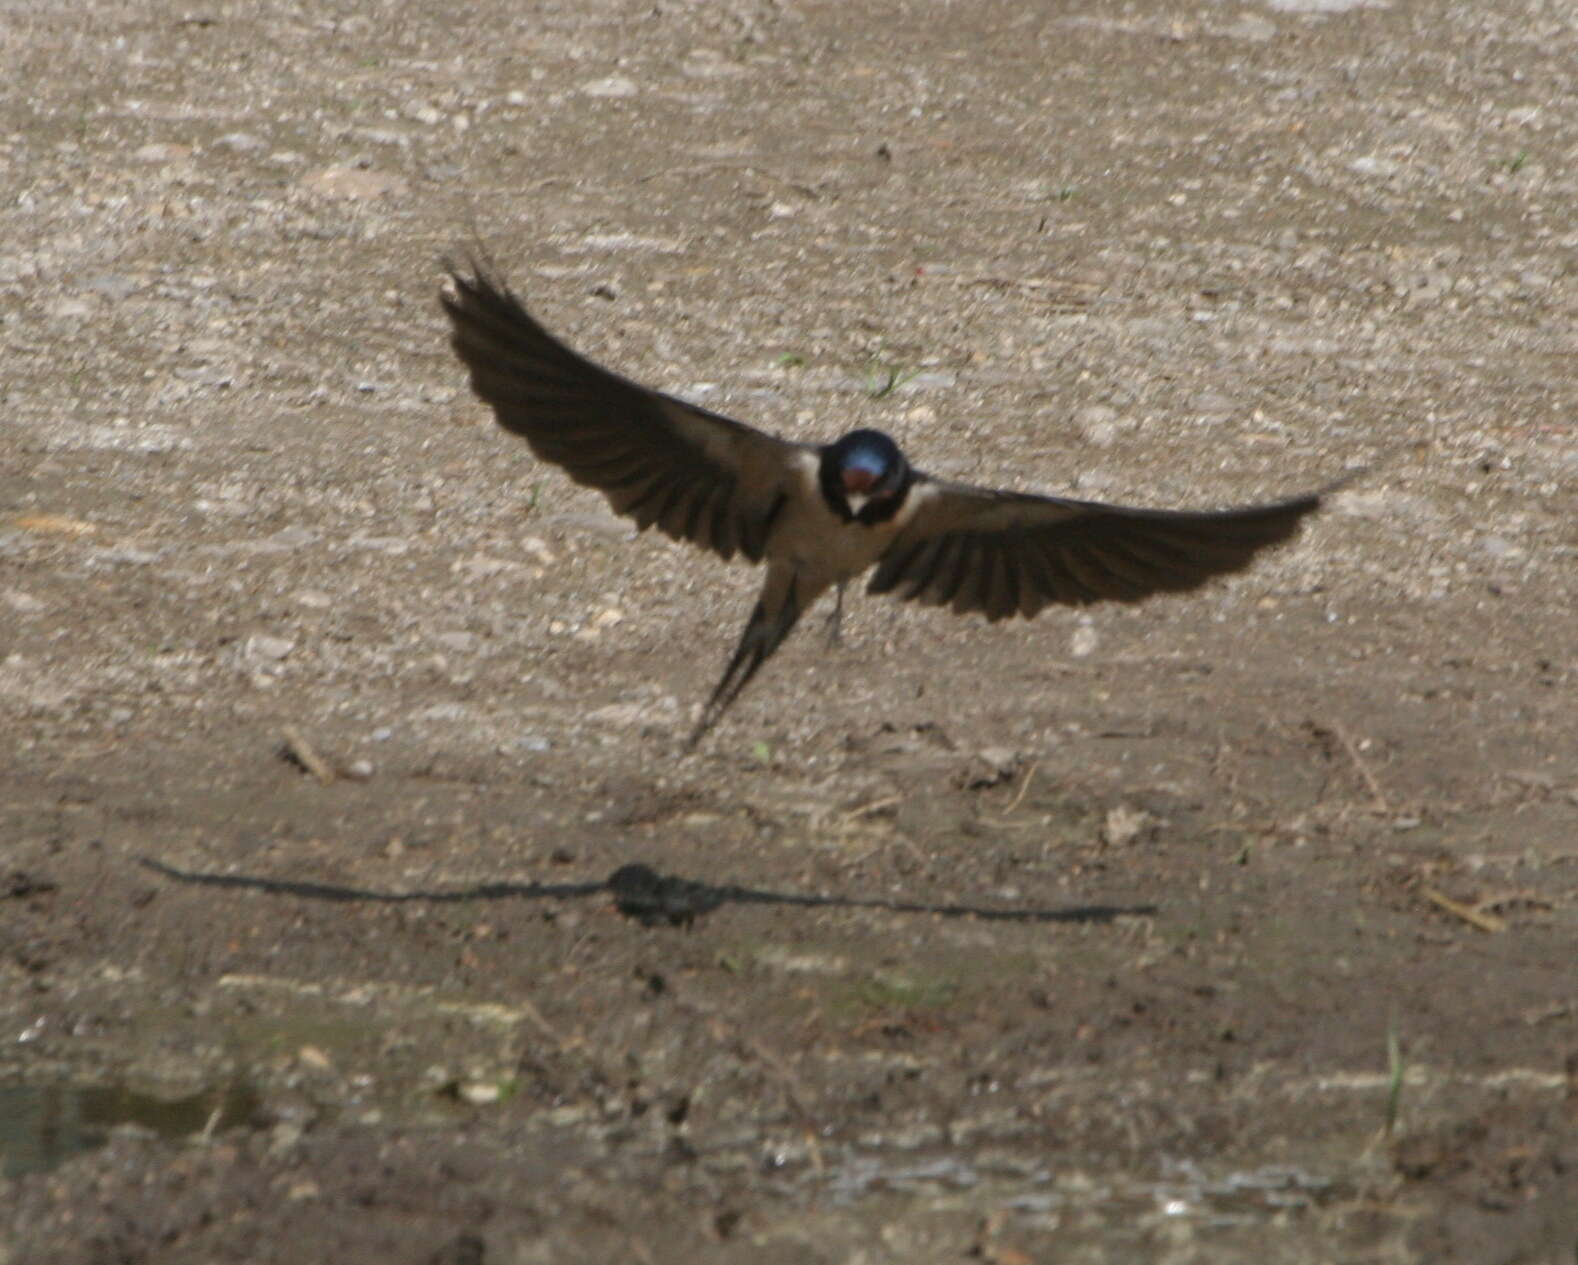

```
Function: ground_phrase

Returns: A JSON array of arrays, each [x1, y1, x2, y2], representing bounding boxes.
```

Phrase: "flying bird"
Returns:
[[441, 263, 1342, 747]]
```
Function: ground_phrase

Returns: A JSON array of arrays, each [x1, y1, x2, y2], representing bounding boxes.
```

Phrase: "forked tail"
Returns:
[[686, 574, 805, 749]]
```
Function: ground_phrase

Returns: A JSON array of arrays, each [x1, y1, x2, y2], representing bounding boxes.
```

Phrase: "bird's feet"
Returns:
[[822, 583, 846, 648]]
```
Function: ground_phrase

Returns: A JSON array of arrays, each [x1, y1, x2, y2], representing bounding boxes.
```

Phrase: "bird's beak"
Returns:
[[843, 468, 877, 493]]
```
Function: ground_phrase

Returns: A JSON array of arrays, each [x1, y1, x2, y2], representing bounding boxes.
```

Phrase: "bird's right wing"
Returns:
[[442, 264, 808, 563], [868, 475, 1341, 622]]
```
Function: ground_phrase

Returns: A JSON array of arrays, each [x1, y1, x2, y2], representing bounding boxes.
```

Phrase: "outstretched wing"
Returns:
[[868, 476, 1337, 622], [441, 264, 807, 563]]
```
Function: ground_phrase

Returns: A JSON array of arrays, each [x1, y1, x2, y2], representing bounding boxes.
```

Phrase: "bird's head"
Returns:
[[820, 429, 911, 523]]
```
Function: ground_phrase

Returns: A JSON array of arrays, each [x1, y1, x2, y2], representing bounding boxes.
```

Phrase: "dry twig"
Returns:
[[1004, 761, 1039, 815], [842, 794, 901, 823], [1326, 720, 1390, 813], [1422, 886, 1506, 934], [281, 725, 336, 785]]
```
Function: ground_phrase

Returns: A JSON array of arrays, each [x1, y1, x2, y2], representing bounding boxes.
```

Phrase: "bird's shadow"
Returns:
[[139, 858, 1156, 929]]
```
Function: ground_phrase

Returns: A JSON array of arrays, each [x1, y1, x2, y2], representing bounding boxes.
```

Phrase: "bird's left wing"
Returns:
[[442, 264, 808, 563], [868, 476, 1334, 622]]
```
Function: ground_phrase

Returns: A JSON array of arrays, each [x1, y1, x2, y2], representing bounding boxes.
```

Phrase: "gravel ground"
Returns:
[[2, 0, 1576, 1261]]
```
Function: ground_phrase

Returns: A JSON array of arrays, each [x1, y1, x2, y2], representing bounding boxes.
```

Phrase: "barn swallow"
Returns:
[[441, 263, 1345, 748]]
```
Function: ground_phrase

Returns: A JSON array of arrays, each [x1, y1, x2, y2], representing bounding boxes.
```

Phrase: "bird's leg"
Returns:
[[821, 582, 846, 648]]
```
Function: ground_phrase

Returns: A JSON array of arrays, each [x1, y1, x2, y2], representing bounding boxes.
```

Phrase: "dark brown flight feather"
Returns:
[[441, 264, 803, 563], [869, 481, 1333, 622]]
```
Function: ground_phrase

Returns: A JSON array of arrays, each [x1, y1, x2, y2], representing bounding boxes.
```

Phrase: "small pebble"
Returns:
[[246, 634, 295, 661], [1069, 623, 1099, 658], [215, 132, 267, 153], [580, 75, 637, 98]]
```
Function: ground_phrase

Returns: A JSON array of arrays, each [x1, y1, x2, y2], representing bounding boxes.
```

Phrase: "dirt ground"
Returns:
[[2, 0, 1576, 1260]]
